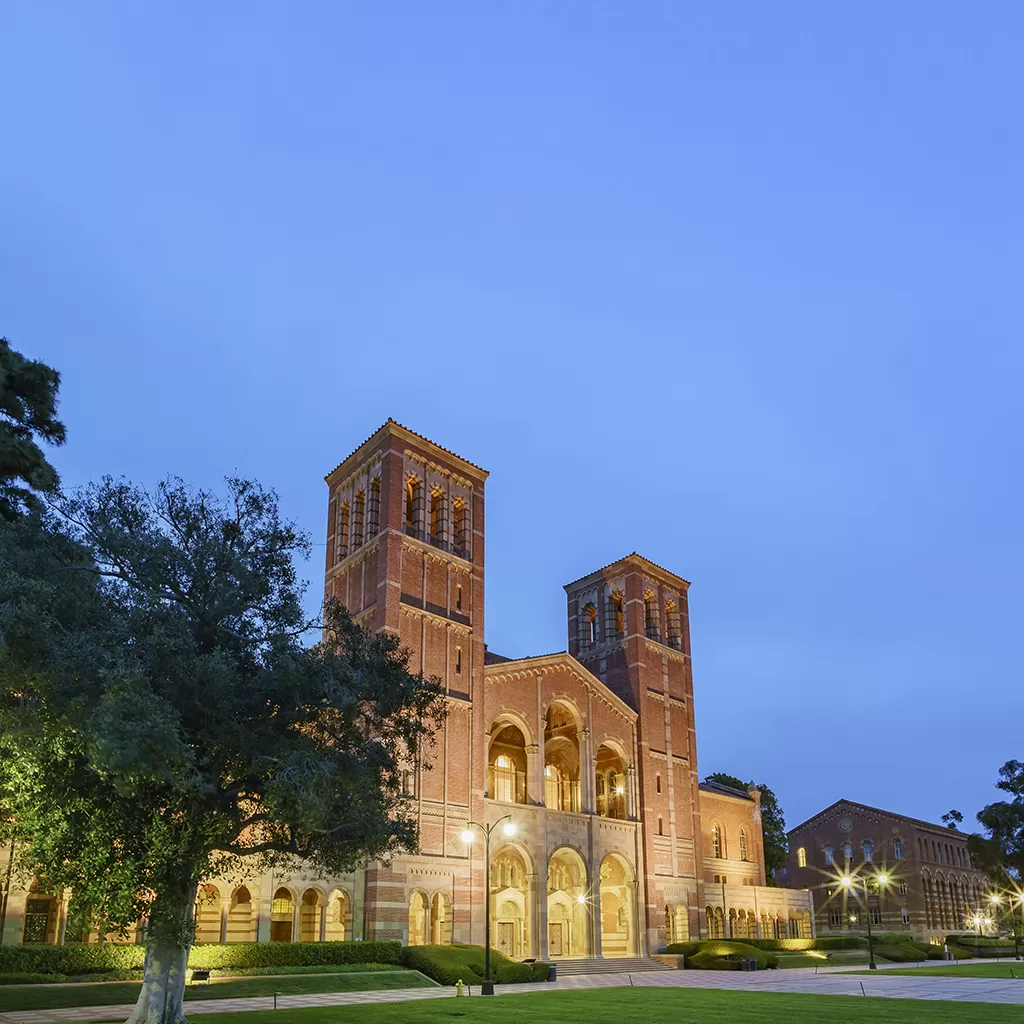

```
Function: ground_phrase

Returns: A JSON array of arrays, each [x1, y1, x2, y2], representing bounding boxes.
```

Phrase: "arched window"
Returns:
[[366, 477, 380, 538], [843, 842, 853, 862], [893, 839, 903, 861], [606, 590, 624, 637], [429, 487, 446, 548], [658, 816, 664, 836], [824, 844, 833, 866], [405, 476, 423, 538], [582, 602, 598, 646], [797, 846, 807, 868], [492, 754, 515, 803], [711, 824, 722, 858], [739, 829, 748, 862], [665, 600, 681, 649], [644, 590, 660, 641], [453, 498, 469, 558], [862, 840, 873, 862], [352, 490, 365, 549], [337, 501, 350, 560]]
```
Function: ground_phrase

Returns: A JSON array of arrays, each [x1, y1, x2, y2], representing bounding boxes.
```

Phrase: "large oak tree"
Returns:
[[0, 476, 443, 1024]]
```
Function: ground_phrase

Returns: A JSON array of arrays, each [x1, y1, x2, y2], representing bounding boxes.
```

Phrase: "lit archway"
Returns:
[[544, 703, 581, 813], [547, 847, 589, 957], [299, 889, 323, 942], [227, 886, 254, 943], [595, 744, 628, 819], [488, 723, 528, 804], [492, 845, 531, 958], [270, 887, 294, 942], [599, 853, 636, 957], [408, 891, 428, 946], [430, 891, 452, 945], [194, 884, 221, 943], [325, 890, 348, 942]]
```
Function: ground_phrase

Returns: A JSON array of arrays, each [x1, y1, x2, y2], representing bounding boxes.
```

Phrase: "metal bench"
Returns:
[[189, 969, 211, 986]]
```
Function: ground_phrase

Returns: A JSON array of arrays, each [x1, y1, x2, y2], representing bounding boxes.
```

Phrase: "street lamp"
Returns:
[[1010, 890, 1024, 961], [461, 815, 517, 996], [841, 872, 888, 970]]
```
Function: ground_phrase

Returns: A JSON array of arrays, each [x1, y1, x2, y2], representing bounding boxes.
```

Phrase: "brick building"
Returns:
[[782, 799, 990, 943], [1, 420, 812, 954]]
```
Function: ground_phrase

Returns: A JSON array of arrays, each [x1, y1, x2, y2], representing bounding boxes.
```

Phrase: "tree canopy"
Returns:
[[703, 772, 788, 885], [952, 760, 1024, 889], [0, 337, 65, 520], [0, 475, 444, 1024]]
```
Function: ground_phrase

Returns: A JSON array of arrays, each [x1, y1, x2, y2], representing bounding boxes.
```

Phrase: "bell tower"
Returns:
[[565, 553, 704, 947]]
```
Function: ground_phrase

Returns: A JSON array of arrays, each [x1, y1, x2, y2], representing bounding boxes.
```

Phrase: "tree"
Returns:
[[942, 809, 963, 830], [703, 772, 788, 884], [0, 338, 66, 520], [0, 476, 444, 1024], [951, 761, 1024, 888]]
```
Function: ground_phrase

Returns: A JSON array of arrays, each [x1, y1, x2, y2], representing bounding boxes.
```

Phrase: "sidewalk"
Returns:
[[2, 959, 1022, 1024]]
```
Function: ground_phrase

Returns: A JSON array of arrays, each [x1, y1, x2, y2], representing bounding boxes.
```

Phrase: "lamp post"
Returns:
[[462, 815, 517, 996], [1011, 890, 1023, 961], [841, 872, 887, 970]]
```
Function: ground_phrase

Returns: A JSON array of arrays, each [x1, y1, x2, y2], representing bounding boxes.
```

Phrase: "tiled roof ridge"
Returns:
[[564, 551, 691, 589], [325, 418, 488, 481], [787, 798, 966, 837]]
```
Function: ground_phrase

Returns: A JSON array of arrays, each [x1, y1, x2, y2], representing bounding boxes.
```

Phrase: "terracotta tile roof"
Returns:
[[325, 418, 488, 481], [700, 780, 754, 802], [787, 798, 966, 837], [564, 552, 691, 590]]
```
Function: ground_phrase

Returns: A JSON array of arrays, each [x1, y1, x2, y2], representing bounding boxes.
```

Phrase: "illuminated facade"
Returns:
[[0, 421, 813, 953]]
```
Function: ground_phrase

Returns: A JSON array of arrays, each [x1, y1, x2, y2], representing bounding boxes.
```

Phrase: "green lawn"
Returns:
[[0, 970, 434, 1012], [777, 952, 875, 969], [60, 988, 1024, 1024], [848, 963, 1024, 979]]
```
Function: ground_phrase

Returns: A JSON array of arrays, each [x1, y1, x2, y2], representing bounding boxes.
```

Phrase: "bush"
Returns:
[[0, 941, 403, 978], [666, 940, 778, 970], [874, 943, 930, 963], [926, 944, 974, 960], [399, 945, 549, 986], [740, 936, 866, 952], [0, 973, 68, 985], [688, 951, 741, 971], [870, 933, 917, 946]]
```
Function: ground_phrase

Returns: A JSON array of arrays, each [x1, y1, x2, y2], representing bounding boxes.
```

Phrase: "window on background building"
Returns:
[[739, 829, 748, 862], [656, 774, 661, 794], [492, 755, 515, 802], [453, 498, 468, 557], [893, 839, 903, 861], [401, 767, 416, 797], [711, 824, 722, 858], [455, 648, 462, 675], [665, 600, 681, 649], [843, 842, 853, 862], [713, 874, 720, 883], [644, 590, 660, 641], [337, 501, 350, 560], [901, 907, 910, 925], [429, 488, 446, 548], [824, 845, 834, 866], [405, 477, 423, 538], [658, 817, 664, 836], [366, 477, 380, 537], [870, 908, 882, 926], [797, 847, 807, 868], [351, 489, 364, 549], [607, 590, 625, 636], [455, 585, 463, 613], [582, 602, 598, 646], [828, 909, 843, 928], [862, 840, 873, 861], [779, 868, 787, 880], [899, 880, 908, 895]]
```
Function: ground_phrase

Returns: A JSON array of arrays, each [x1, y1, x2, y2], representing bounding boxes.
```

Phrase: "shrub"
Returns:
[[0, 972, 68, 985], [688, 951, 741, 971], [0, 941, 403, 978], [666, 940, 777, 970], [874, 944, 930, 963], [870, 933, 917, 945], [926, 944, 974, 960], [740, 936, 866, 952], [399, 945, 548, 986]]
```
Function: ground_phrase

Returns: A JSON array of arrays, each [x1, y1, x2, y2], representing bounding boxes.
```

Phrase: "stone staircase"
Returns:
[[550, 956, 676, 977]]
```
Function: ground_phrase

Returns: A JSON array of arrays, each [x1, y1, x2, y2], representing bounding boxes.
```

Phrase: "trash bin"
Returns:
[[740, 958, 758, 971], [547, 964, 557, 982]]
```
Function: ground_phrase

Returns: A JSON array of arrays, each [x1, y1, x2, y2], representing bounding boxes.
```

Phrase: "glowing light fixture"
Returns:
[[502, 821, 517, 837], [577, 893, 586, 905], [461, 828, 475, 844], [840, 876, 853, 887], [877, 874, 889, 885]]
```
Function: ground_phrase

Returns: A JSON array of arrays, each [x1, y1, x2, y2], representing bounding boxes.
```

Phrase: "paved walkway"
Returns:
[[2, 960, 1023, 1024]]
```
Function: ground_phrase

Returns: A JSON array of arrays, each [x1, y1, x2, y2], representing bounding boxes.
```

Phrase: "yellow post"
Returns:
[[456, 979, 464, 997]]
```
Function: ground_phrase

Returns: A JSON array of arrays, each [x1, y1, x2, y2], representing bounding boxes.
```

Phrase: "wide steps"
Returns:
[[551, 957, 674, 977]]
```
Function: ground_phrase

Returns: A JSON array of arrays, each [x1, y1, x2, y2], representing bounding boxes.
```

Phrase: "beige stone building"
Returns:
[[0, 421, 812, 954]]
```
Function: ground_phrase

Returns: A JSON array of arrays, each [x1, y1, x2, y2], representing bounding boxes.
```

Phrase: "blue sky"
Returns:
[[3, 2, 1021, 833]]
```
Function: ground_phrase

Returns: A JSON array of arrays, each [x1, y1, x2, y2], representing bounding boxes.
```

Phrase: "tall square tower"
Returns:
[[565, 554, 703, 945]]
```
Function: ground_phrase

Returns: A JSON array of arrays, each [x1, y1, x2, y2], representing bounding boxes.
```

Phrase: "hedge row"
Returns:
[[0, 940, 403, 977], [666, 941, 779, 970], [740, 936, 866, 952], [399, 945, 549, 985]]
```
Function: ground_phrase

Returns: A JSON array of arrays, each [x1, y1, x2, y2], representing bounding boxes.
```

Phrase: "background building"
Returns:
[[782, 798, 989, 943], [1, 421, 812, 953]]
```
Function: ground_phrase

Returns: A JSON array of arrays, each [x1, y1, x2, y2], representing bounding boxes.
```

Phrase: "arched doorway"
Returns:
[[408, 891, 428, 946], [194, 884, 221, 943], [491, 846, 530, 957], [544, 703, 581, 812], [21, 884, 58, 946], [299, 889, 323, 942], [270, 888, 294, 942], [547, 848, 589, 957], [325, 890, 348, 942], [488, 723, 529, 804], [599, 854, 635, 957], [430, 891, 452, 945], [227, 886, 253, 943]]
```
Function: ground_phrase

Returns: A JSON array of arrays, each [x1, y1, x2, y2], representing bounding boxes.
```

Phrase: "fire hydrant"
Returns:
[[456, 978, 464, 997]]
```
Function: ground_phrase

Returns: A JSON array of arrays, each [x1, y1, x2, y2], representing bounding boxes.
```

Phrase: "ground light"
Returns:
[[462, 815, 517, 995]]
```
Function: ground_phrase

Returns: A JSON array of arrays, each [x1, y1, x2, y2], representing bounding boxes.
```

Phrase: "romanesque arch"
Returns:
[[594, 742, 628, 820], [492, 844, 531, 957], [544, 702, 582, 813], [227, 886, 254, 943], [194, 884, 221, 944], [430, 890, 453, 945], [547, 847, 589, 957], [599, 853, 636, 957], [408, 890, 429, 946], [488, 719, 529, 805], [325, 889, 349, 942], [299, 888, 323, 942], [270, 886, 295, 942]]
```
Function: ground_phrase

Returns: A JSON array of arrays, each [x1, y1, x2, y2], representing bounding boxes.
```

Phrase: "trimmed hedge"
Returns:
[[399, 945, 549, 985], [874, 943, 931, 963], [0, 941, 403, 977], [0, 973, 68, 985], [740, 936, 866, 952], [666, 940, 779, 970]]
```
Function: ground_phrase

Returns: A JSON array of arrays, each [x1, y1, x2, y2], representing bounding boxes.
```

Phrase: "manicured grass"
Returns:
[[777, 952, 875, 969], [0, 970, 434, 1012], [63, 988, 1024, 1024], [848, 962, 1024, 978]]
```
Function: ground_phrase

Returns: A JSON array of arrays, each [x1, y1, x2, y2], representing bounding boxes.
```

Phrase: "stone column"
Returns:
[[580, 728, 594, 814], [219, 896, 229, 944], [538, 860, 549, 959], [591, 881, 603, 958], [626, 766, 638, 819], [256, 887, 271, 942], [526, 744, 542, 806]]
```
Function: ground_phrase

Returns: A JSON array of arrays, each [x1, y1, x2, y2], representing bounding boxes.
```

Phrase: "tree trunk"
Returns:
[[125, 883, 196, 1024]]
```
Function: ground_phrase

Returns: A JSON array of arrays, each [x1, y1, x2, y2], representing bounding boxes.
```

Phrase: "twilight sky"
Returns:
[[2, 2, 1021, 834]]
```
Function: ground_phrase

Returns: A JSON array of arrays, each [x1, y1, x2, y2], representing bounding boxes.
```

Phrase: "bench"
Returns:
[[189, 969, 211, 986]]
